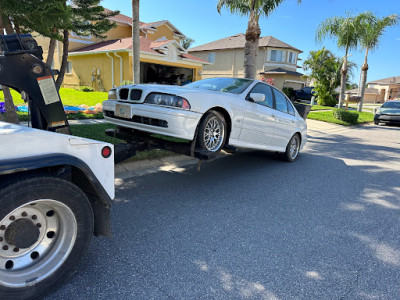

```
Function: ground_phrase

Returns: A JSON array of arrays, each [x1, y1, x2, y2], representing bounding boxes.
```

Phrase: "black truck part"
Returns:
[[0, 34, 70, 134]]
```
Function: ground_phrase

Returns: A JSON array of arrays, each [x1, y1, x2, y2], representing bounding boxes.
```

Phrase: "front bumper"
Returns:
[[374, 114, 400, 124], [103, 101, 202, 141]]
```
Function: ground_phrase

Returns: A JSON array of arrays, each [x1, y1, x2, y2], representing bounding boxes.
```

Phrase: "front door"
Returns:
[[239, 83, 276, 146]]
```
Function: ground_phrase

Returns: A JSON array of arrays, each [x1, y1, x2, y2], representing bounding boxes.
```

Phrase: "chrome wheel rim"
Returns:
[[0, 199, 77, 288], [289, 136, 299, 160], [203, 116, 225, 152]]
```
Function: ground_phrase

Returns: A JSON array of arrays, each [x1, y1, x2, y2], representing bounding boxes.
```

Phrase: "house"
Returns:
[[35, 11, 208, 91], [188, 33, 305, 90], [346, 76, 400, 103]]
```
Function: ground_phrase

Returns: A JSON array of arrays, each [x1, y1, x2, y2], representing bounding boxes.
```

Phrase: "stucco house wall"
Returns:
[[189, 34, 305, 90]]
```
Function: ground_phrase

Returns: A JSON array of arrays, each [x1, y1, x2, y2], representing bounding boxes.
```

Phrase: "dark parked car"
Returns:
[[293, 86, 316, 101], [374, 100, 400, 125]]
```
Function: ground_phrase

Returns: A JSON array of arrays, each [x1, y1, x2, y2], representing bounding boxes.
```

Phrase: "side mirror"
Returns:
[[250, 93, 265, 103]]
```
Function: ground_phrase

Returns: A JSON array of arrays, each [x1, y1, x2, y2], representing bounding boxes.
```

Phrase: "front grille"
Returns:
[[130, 89, 142, 100], [119, 88, 129, 100], [104, 111, 168, 128]]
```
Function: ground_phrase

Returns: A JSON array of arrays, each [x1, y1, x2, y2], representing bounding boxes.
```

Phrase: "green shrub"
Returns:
[[78, 86, 95, 92], [332, 108, 359, 124], [121, 80, 133, 86], [282, 87, 294, 100], [317, 94, 337, 107]]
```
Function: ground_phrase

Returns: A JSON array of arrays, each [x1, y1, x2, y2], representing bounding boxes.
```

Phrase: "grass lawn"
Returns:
[[70, 123, 174, 161], [310, 105, 334, 111], [1, 87, 107, 106], [307, 110, 374, 126]]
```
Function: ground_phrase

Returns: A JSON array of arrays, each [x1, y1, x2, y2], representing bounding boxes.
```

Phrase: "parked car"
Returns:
[[293, 86, 316, 101], [374, 100, 400, 125], [103, 77, 307, 162]]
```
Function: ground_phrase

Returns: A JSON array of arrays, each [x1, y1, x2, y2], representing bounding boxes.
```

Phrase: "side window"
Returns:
[[287, 100, 296, 116], [207, 52, 215, 63], [273, 89, 288, 113], [247, 83, 273, 108]]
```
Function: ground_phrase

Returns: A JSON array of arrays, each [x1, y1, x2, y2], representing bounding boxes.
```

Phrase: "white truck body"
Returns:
[[0, 121, 114, 199]]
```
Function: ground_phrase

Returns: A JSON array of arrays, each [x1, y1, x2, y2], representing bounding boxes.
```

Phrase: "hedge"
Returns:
[[332, 108, 359, 124]]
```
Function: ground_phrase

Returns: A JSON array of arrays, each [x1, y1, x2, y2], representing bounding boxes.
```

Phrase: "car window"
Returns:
[[382, 101, 400, 109], [273, 89, 288, 113], [247, 83, 273, 108], [287, 100, 296, 116]]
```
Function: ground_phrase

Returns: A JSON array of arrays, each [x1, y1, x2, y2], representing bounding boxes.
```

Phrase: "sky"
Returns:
[[101, 0, 400, 83]]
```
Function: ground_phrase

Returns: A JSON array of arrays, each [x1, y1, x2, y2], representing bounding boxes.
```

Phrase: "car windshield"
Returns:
[[382, 101, 400, 109], [185, 78, 253, 94]]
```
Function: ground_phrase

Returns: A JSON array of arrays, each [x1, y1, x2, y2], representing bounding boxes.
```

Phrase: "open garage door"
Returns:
[[140, 62, 194, 86]]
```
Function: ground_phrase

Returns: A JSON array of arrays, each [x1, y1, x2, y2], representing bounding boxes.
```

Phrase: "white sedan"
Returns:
[[103, 77, 307, 162]]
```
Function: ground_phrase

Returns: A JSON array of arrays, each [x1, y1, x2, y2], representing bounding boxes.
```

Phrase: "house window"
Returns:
[[288, 52, 296, 64], [66, 61, 73, 74], [207, 52, 215, 63], [270, 50, 283, 62]]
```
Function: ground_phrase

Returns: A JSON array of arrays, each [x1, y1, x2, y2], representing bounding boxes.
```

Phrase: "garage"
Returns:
[[140, 62, 194, 86]]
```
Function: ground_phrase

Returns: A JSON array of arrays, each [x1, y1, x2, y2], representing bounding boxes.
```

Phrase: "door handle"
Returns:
[[271, 114, 276, 118]]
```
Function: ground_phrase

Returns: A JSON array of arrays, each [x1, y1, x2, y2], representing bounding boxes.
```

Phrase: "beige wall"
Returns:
[[145, 24, 180, 42]]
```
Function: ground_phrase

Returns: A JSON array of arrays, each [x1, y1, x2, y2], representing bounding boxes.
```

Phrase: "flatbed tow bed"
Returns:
[[107, 126, 237, 165]]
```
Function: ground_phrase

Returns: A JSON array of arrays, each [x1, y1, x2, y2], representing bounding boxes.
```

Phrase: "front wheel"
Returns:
[[197, 110, 227, 153], [282, 134, 301, 162], [0, 176, 94, 300]]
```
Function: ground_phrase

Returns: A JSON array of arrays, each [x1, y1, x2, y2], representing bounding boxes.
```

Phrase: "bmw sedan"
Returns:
[[374, 100, 400, 126], [103, 77, 307, 162]]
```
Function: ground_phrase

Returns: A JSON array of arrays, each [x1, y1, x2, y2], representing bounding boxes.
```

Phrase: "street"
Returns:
[[49, 122, 400, 299]]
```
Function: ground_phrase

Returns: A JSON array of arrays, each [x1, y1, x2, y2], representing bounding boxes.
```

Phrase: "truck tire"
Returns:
[[0, 175, 94, 300]]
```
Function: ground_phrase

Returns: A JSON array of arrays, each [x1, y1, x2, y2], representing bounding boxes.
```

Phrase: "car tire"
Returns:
[[0, 175, 94, 300], [197, 110, 227, 154], [374, 121, 379, 125], [282, 134, 301, 162]]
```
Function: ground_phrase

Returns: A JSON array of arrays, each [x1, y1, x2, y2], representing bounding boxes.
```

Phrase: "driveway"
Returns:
[[49, 121, 400, 299]]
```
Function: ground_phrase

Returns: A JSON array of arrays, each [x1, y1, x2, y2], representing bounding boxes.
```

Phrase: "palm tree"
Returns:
[[316, 12, 360, 108], [180, 37, 195, 50], [132, 0, 140, 84], [217, 0, 301, 79], [357, 12, 399, 111]]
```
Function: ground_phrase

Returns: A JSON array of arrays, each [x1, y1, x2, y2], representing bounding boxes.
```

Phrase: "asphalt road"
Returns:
[[49, 123, 400, 300]]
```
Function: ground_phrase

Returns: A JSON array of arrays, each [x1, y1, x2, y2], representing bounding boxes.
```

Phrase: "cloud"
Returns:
[[396, 38, 400, 41]]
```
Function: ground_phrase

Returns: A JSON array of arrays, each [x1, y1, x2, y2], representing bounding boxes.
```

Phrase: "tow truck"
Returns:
[[0, 34, 216, 299]]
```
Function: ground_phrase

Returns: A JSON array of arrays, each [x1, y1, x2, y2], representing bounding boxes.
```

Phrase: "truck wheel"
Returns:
[[0, 176, 94, 300], [197, 110, 226, 153]]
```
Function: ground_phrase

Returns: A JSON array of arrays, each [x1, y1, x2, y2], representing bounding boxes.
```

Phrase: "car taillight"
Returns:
[[101, 146, 112, 158]]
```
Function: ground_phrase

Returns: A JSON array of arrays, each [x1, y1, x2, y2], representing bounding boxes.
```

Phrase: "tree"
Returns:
[[217, 0, 301, 79], [0, 13, 19, 124], [132, 0, 140, 84], [180, 37, 195, 50], [356, 12, 399, 111], [303, 48, 356, 106], [316, 12, 360, 108]]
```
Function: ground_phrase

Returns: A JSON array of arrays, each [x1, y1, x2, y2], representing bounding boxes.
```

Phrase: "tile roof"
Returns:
[[189, 33, 301, 53], [369, 76, 400, 85], [104, 8, 133, 24], [260, 68, 303, 77], [69, 37, 207, 63]]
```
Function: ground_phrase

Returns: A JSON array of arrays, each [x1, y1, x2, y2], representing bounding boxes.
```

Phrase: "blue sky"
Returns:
[[102, 0, 400, 83]]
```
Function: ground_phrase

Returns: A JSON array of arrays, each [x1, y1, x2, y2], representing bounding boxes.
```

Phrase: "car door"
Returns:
[[270, 88, 296, 148], [238, 83, 276, 146]]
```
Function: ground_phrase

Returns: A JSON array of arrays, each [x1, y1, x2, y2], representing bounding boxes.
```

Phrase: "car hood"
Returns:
[[380, 108, 400, 115]]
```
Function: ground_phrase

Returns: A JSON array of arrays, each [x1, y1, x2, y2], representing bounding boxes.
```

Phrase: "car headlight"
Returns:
[[144, 93, 191, 110], [375, 107, 381, 114], [108, 89, 117, 100]]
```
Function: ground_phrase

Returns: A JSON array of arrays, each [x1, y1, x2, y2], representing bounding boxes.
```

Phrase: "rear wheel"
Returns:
[[0, 176, 94, 300], [282, 134, 301, 162], [197, 110, 226, 153]]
